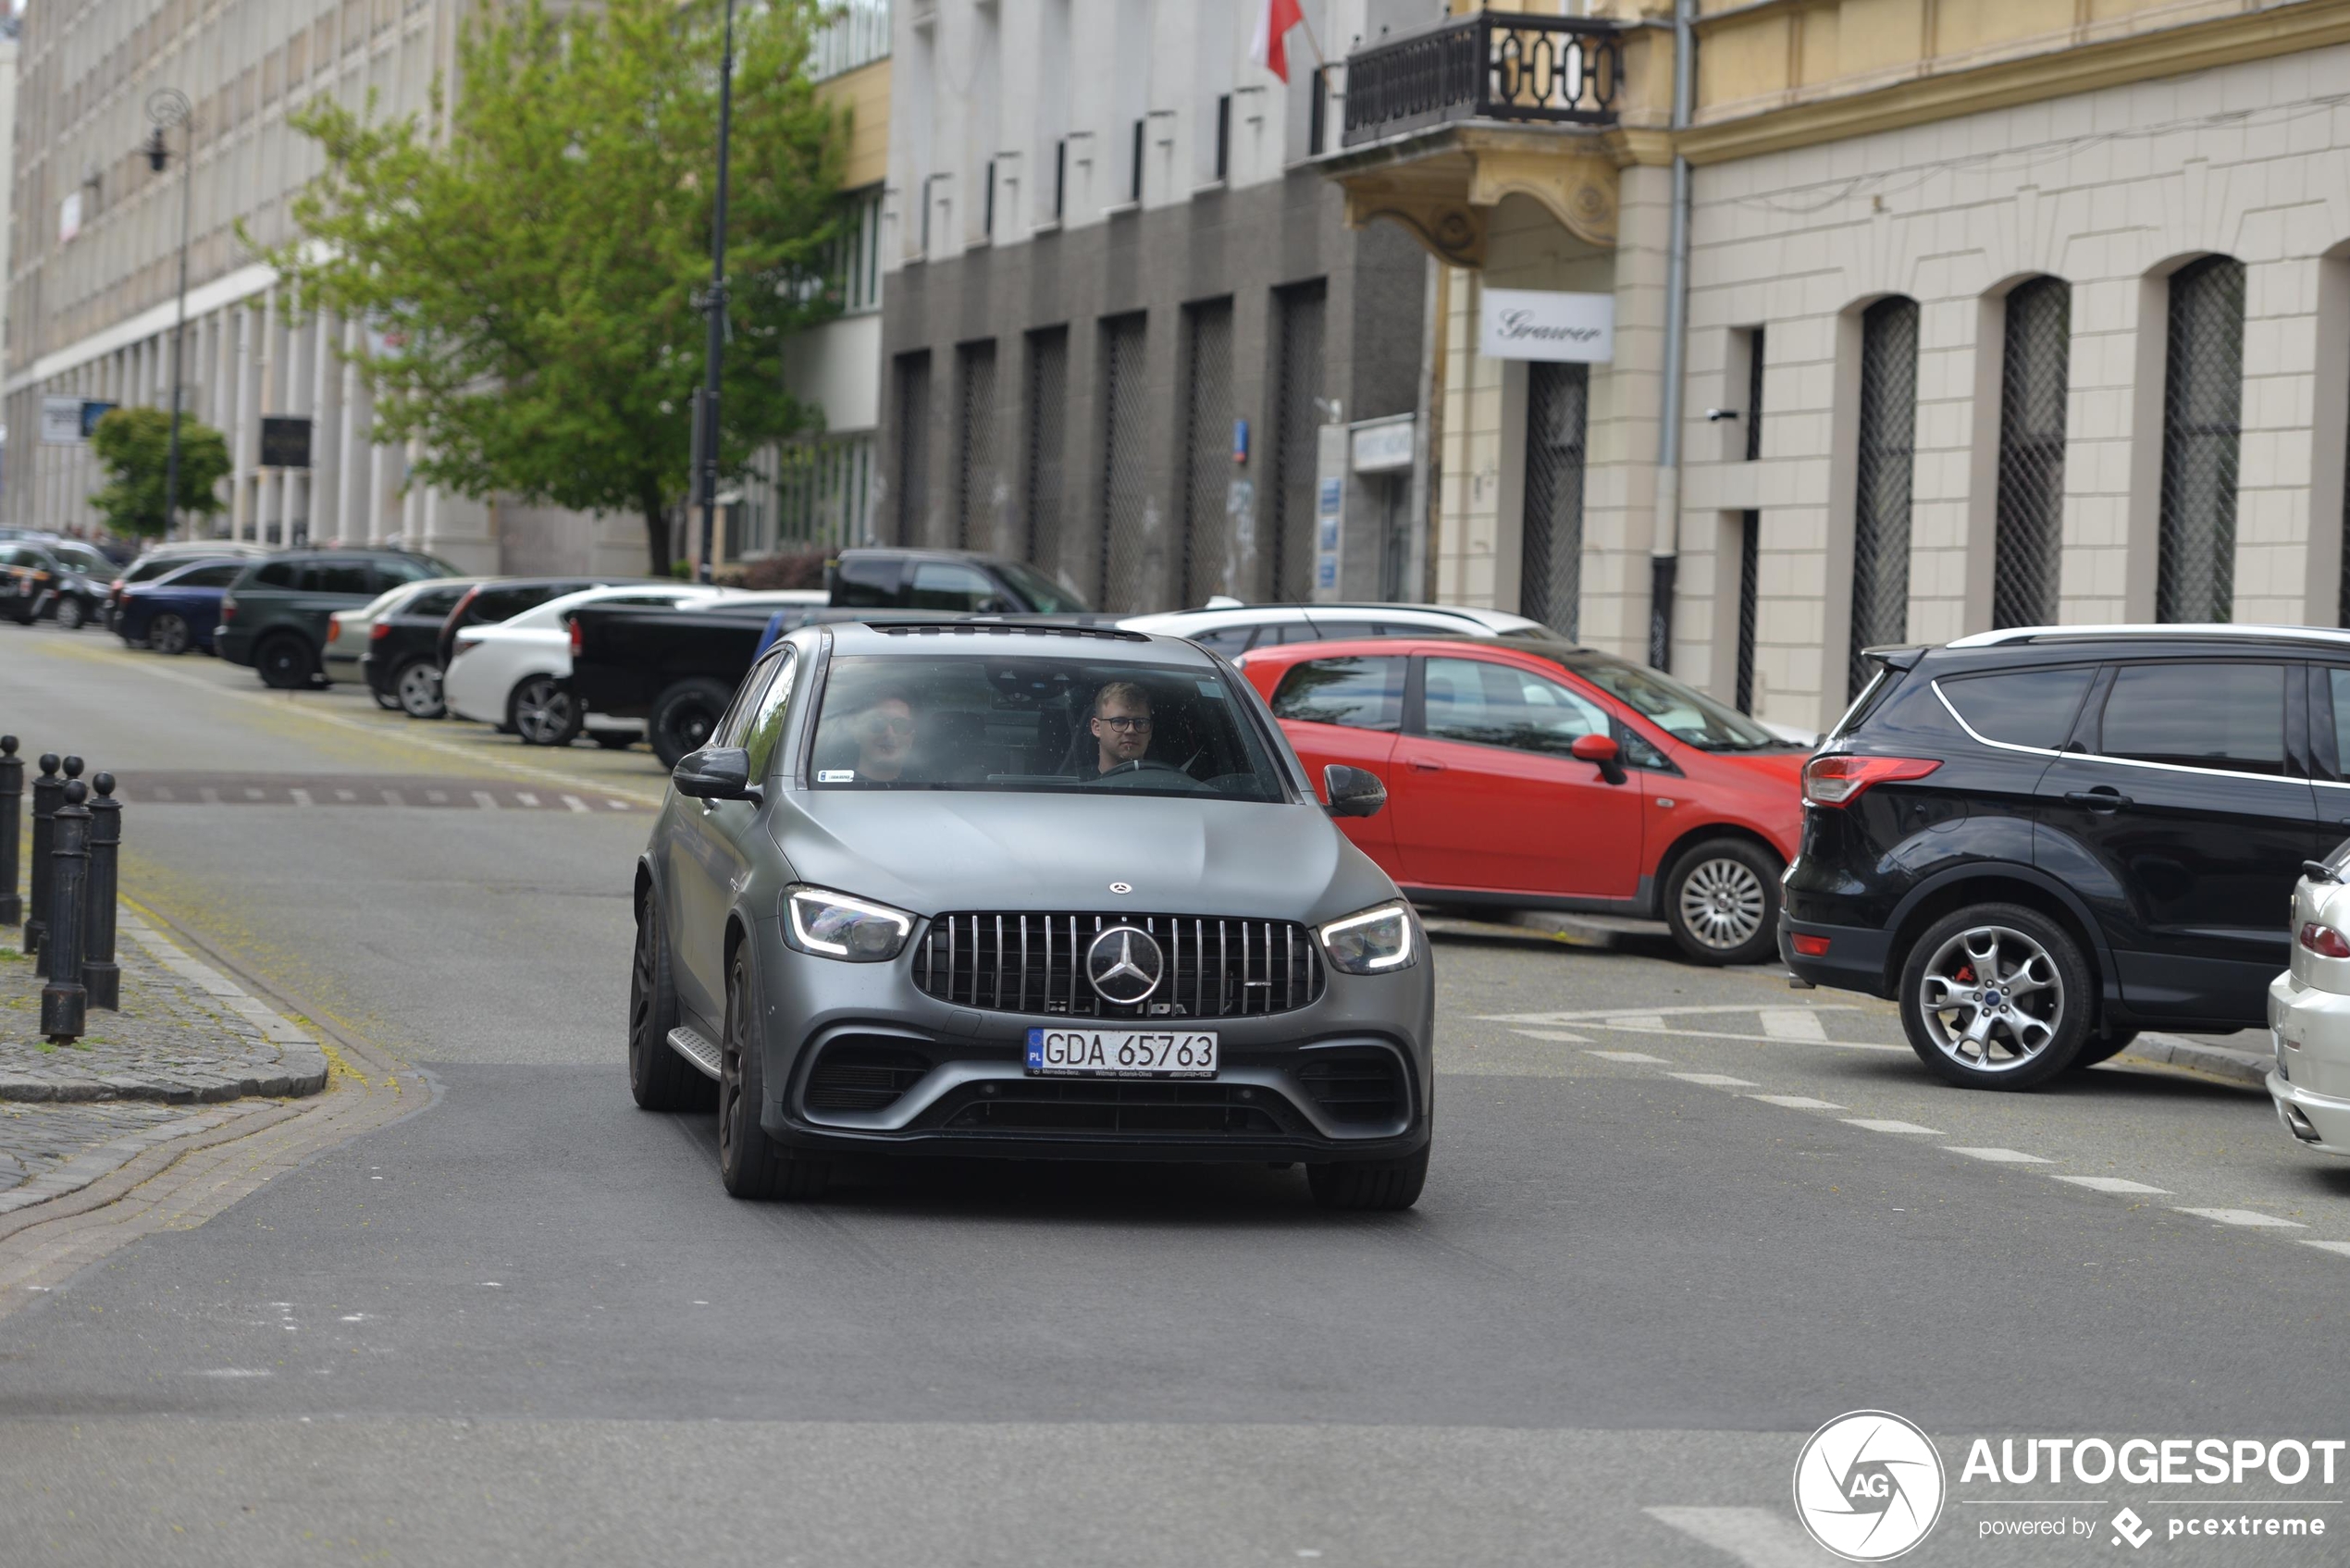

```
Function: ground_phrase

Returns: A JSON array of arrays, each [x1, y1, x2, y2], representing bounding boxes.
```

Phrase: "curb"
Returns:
[[2119, 1032, 2273, 1089], [0, 911, 328, 1104]]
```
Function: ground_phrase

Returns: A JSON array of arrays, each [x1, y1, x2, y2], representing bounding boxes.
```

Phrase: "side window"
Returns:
[[834, 559, 899, 607], [2096, 662, 2285, 775], [1938, 667, 2095, 750], [1184, 625, 1255, 657], [410, 586, 467, 618], [1269, 656, 1405, 731], [1423, 656, 1610, 757], [1307, 619, 1379, 642], [254, 562, 298, 589], [740, 651, 800, 779], [179, 564, 243, 588], [713, 661, 779, 752], [372, 556, 435, 586], [908, 562, 998, 611], [2326, 669, 2350, 778], [307, 561, 376, 595]]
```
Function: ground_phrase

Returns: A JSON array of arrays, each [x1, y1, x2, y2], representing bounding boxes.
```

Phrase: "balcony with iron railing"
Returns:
[[1341, 10, 1626, 149]]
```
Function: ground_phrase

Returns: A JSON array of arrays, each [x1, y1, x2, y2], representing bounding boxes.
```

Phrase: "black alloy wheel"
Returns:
[[394, 658, 448, 720], [1306, 1146, 1429, 1211], [510, 674, 582, 747], [649, 678, 734, 770], [627, 894, 713, 1112], [256, 633, 317, 690], [717, 945, 828, 1200], [147, 613, 192, 657]]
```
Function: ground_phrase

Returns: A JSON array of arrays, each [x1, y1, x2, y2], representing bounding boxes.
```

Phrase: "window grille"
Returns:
[[1848, 296, 1918, 699], [1096, 314, 1150, 609], [894, 351, 931, 546], [1181, 300, 1236, 605], [1521, 361, 1589, 639], [754, 433, 875, 553], [1744, 327, 1764, 462], [1992, 277, 2069, 629], [1215, 95, 1231, 182], [1025, 327, 1070, 583], [2157, 256, 2245, 624], [954, 340, 997, 549], [1736, 510, 1760, 713], [1269, 282, 1327, 601]]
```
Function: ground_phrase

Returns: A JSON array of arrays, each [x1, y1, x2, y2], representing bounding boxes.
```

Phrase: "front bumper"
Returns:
[[2267, 969, 2350, 1154], [746, 929, 1436, 1165]]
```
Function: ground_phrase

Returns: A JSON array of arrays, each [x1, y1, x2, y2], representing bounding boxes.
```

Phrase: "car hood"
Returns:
[[1686, 746, 1809, 785], [771, 789, 1396, 924]]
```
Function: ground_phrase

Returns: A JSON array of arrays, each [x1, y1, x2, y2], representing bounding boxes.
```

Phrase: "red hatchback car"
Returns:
[[1238, 637, 1811, 965]]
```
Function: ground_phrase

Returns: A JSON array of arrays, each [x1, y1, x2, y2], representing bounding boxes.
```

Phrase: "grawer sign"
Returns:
[[1478, 288, 1614, 364], [1794, 1411, 2340, 1560]]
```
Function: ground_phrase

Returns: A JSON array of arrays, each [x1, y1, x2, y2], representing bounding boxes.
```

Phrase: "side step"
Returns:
[[666, 1025, 723, 1081]]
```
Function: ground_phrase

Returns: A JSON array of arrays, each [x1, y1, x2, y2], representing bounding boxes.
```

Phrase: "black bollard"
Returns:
[[26, 753, 60, 967], [81, 773, 121, 1010], [0, 735, 19, 927], [40, 778, 90, 1043]]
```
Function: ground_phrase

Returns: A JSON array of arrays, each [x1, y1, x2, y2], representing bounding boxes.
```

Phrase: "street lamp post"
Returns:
[[144, 90, 194, 540], [695, 0, 737, 584]]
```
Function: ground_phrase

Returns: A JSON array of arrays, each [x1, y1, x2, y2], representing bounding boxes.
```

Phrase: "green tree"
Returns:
[[88, 407, 233, 538], [264, 0, 846, 573]]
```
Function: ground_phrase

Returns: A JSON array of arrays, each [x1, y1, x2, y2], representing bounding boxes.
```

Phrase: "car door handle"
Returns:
[[1405, 758, 1445, 772], [2063, 790, 2133, 811]]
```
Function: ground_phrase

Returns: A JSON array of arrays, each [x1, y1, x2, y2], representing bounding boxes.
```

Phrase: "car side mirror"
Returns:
[[1323, 764, 1387, 819], [673, 746, 761, 804], [1571, 732, 1627, 785]]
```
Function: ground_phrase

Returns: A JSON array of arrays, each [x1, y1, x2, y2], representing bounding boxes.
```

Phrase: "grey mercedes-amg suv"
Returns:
[[629, 621, 1435, 1209]]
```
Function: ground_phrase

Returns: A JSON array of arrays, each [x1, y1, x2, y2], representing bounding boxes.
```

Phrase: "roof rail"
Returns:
[[869, 619, 1152, 642], [1947, 623, 2350, 649]]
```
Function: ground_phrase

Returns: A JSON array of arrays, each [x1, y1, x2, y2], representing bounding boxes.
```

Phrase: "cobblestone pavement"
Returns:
[[0, 1099, 252, 1212]]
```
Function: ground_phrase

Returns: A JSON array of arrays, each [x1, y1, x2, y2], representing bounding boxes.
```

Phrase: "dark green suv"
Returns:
[[218, 549, 459, 688]]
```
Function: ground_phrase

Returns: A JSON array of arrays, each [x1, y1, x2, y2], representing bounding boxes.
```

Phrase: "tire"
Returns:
[[628, 891, 714, 1112], [1307, 1146, 1429, 1212], [1899, 902, 2094, 1090], [56, 597, 86, 632], [649, 678, 735, 770], [255, 633, 317, 690], [2072, 1026, 2140, 1070], [148, 612, 192, 657], [510, 674, 582, 747], [394, 658, 448, 719], [371, 688, 403, 711], [591, 732, 637, 751], [717, 945, 828, 1199], [1663, 838, 1782, 966]]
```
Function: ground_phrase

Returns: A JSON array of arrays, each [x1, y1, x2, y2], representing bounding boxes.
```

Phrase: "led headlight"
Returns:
[[782, 884, 914, 962], [1317, 901, 1416, 974]]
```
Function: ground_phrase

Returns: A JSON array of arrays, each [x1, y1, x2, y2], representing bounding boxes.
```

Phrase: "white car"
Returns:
[[444, 583, 733, 747], [1123, 600, 1821, 747], [2269, 853, 2350, 1154]]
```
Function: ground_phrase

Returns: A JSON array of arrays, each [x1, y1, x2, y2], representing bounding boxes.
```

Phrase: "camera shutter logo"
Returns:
[[1792, 1411, 1946, 1562], [1085, 926, 1164, 1005]]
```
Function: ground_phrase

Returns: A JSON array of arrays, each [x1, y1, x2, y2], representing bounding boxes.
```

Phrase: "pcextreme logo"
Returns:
[[1793, 1410, 1948, 1562]]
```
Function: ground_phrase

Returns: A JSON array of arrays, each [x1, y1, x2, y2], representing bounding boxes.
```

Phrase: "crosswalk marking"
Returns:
[[1669, 1072, 1759, 1088], [2052, 1175, 2169, 1194], [1643, 1506, 1827, 1567], [1587, 1050, 1671, 1064], [1841, 1118, 1942, 1135], [1748, 1094, 1845, 1110], [1758, 1008, 1829, 1042], [1945, 1147, 2052, 1164], [2175, 1207, 2304, 1228]]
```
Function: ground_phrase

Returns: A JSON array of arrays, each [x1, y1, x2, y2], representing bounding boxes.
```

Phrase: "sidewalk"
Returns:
[[0, 911, 329, 1216]]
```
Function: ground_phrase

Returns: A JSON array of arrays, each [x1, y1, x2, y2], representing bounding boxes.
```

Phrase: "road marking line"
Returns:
[[1945, 1146, 2052, 1164], [2174, 1206, 2306, 1228], [1748, 1094, 1846, 1109], [1842, 1117, 1943, 1134], [562, 793, 590, 813], [1611, 1013, 1667, 1031], [1759, 1007, 1829, 1042], [473, 791, 499, 810], [1586, 1050, 1671, 1064], [1510, 1028, 1593, 1044], [288, 788, 313, 808], [1668, 1072, 1759, 1088], [2299, 1241, 2350, 1257], [243, 787, 264, 799], [426, 789, 449, 804], [516, 792, 539, 808], [1484, 1005, 1868, 1022], [335, 789, 356, 801], [1643, 1506, 1825, 1568], [199, 786, 220, 805], [2053, 1175, 2171, 1194], [606, 799, 631, 810], [381, 788, 405, 807]]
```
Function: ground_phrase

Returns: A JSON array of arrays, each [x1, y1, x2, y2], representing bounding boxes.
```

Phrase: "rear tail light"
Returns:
[[1791, 933, 1832, 957], [221, 599, 238, 622], [2299, 922, 2350, 959], [569, 617, 584, 658], [370, 620, 392, 642], [1801, 753, 1941, 807], [328, 614, 343, 643]]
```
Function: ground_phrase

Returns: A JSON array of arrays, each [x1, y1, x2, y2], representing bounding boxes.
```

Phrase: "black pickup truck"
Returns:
[[566, 593, 848, 766]]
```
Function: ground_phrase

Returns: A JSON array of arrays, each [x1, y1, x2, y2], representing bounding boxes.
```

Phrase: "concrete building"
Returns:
[[878, 0, 1429, 612], [2, 0, 888, 572], [1324, 0, 2350, 736]]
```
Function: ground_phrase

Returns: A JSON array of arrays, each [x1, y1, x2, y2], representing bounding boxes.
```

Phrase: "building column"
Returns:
[[311, 308, 340, 542], [340, 317, 375, 542], [231, 306, 257, 540]]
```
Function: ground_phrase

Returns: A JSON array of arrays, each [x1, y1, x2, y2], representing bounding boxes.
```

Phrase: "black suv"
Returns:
[[219, 549, 459, 688], [1782, 626, 2344, 1089]]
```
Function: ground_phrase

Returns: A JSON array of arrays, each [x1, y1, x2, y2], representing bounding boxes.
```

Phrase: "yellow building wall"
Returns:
[[817, 57, 890, 191]]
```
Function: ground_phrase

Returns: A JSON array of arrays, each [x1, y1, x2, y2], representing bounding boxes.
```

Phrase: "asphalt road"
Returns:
[[3, 623, 2346, 1567]]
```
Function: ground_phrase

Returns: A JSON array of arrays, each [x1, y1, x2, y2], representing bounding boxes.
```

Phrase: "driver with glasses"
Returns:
[[1089, 682, 1155, 774]]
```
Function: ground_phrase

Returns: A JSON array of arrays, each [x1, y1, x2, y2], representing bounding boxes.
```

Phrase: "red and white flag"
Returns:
[[1249, 0, 1308, 84]]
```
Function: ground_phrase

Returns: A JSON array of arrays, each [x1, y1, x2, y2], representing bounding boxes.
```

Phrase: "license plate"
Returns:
[[1025, 1028, 1218, 1079]]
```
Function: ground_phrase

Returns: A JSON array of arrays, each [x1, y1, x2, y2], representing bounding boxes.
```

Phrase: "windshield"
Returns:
[[992, 560, 1094, 615], [810, 653, 1285, 801], [1545, 650, 1782, 751]]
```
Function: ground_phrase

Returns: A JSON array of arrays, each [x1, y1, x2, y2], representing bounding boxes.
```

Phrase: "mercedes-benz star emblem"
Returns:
[[1085, 926, 1164, 1006], [1108, 882, 1132, 895]]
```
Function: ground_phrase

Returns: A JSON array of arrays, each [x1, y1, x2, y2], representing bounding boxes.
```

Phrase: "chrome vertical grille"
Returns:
[[913, 910, 1324, 1019]]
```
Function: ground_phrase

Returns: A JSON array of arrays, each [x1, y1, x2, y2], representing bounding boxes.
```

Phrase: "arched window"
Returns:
[[1521, 361, 1589, 639], [1993, 277, 2069, 628], [1849, 296, 1918, 698], [2156, 256, 2245, 623]]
